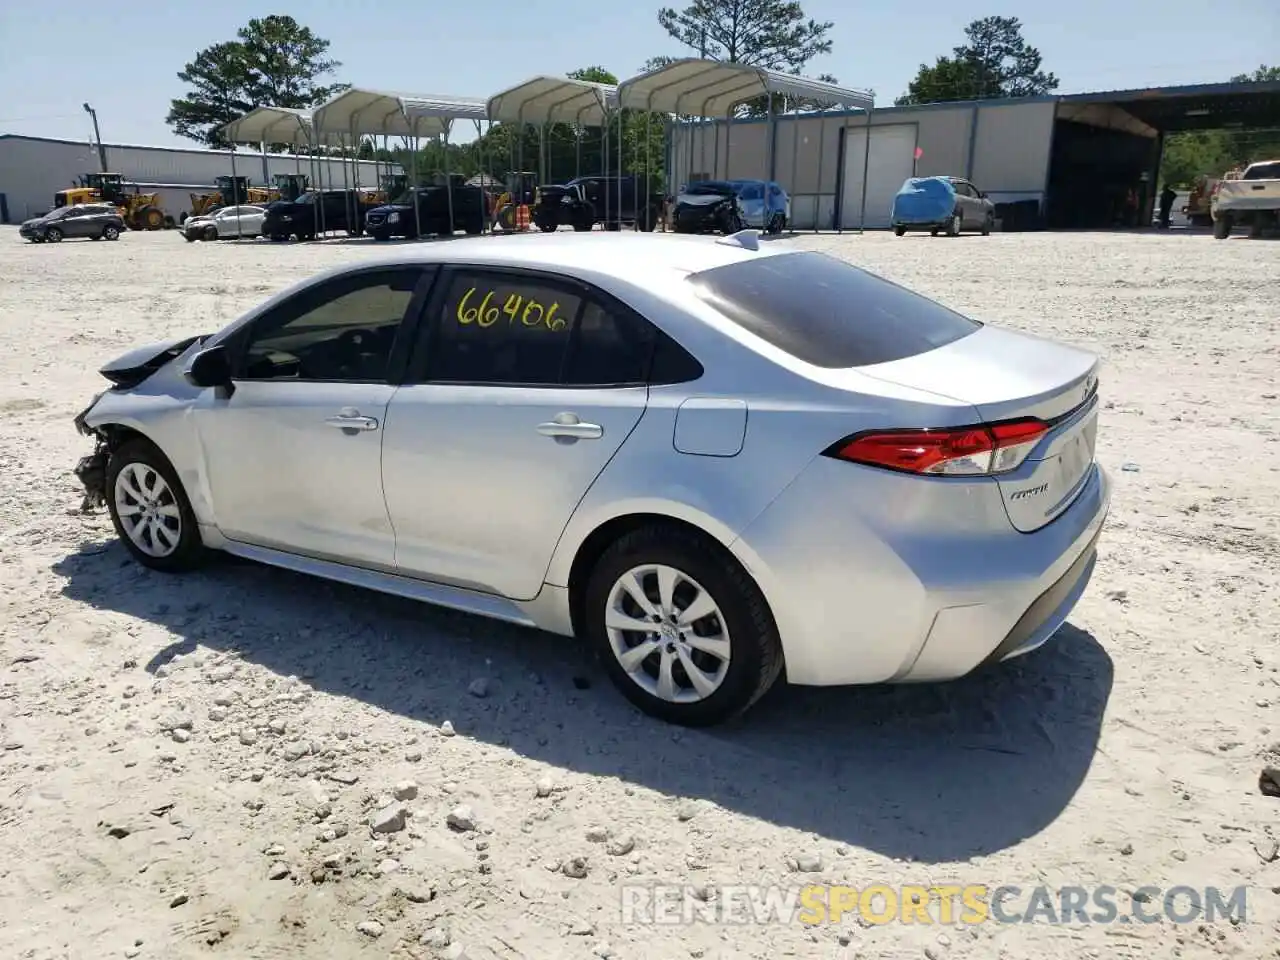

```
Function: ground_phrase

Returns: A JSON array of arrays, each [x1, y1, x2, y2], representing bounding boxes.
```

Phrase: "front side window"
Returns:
[[239, 268, 424, 382], [425, 270, 582, 384]]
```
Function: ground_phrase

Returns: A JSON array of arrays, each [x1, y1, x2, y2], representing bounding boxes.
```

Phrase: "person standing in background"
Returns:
[[1159, 183, 1178, 229]]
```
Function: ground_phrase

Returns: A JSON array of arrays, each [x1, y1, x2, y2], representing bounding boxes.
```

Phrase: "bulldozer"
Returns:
[[54, 173, 167, 230]]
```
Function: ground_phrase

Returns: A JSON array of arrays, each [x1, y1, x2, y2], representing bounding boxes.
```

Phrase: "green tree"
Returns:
[[896, 16, 1057, 105], [166, 15, 348, 146]]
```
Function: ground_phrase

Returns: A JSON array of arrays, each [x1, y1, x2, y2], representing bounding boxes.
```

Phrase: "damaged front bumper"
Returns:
[[72, 393, 108, 510]]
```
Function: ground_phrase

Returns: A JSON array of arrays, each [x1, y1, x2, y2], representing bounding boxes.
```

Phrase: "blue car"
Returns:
[[891, 176, 996, 237], [672, 179, 791, 235]]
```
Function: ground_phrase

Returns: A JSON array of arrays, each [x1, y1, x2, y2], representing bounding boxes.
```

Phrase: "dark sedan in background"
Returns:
[[20, 204, 124, 243]]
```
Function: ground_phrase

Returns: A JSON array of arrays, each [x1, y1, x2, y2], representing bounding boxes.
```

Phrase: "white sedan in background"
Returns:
[[183, 205, 267, 242]]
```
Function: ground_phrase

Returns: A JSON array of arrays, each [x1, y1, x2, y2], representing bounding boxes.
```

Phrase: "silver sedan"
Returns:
[[71, 231, 1111, 726]]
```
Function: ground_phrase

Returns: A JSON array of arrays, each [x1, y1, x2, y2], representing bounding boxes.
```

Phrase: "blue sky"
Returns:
[[0, 0, 1276, 148]]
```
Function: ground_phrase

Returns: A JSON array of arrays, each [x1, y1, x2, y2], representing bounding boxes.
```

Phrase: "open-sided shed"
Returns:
[[312, 87, 492, 235], [617, 59, 874, 229], [486, 76, 617, 186]]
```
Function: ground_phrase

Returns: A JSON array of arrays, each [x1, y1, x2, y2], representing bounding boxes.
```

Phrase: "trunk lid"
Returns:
[[857, 324, 1100, 533]]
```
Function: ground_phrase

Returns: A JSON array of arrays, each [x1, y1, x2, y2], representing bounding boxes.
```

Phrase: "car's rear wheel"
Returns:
[[946, 211, 962, 236], [584, 524, 783, 726], [981, 213, 993, 236], [1213, 215, 1232, 240], [103, 225, 120, 241], [106, 439, 204, 573], [45, 227, 63, 243], [894, 225, 907, 237]]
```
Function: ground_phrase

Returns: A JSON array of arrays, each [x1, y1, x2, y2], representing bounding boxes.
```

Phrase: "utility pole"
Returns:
[[83, 102, 107, 173], [699, 26, 707, 58]]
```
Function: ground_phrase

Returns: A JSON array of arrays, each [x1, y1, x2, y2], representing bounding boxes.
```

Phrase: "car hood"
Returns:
[[98, 335, 208, 389], [676, 193, 735, 207], [21, 216, 49, 227], [185, 216, 214, 227], [367, 203, 411, 215]]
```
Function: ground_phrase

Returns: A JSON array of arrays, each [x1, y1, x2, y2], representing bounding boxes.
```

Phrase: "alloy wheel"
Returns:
[[113, 462, 182, 558], [605, 564, 732, 703]]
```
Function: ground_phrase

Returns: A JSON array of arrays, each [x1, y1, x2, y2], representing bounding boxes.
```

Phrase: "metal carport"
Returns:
[[219, 106, 330, 239], [313, 88, 489, 237], [616, 58, 874, 231], [487, 76, 618, 224]]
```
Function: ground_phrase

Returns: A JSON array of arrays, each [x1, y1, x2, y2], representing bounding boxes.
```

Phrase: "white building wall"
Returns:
[[0, 135, 400, 223]]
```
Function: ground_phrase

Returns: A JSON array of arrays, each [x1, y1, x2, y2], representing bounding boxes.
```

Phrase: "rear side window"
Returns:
[[686, 251, 981, 368], [426, 271, 582, 384], [1243, 162, 1280, 180]]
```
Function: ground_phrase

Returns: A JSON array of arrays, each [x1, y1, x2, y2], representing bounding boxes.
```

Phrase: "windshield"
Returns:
[[683, 181, 739, 196]]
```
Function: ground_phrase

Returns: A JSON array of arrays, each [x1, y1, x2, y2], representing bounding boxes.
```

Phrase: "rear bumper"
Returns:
[[729, 459, 1111, 687]]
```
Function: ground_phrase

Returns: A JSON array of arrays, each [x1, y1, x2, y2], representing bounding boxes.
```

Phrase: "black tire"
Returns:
[[945, 210, 962, 237], [572, 221, 593, 232], [1213, 215, 1231, 240], [535, 220, 557, 233], [981, 214, 993, 236], [203, 225, 218, 242], [584, 524, 783, 726], [45, 227, 63, 243], [929, 228, 939, 237], [893, 225, 907, 237], [105, 438, 205, 573], [103, 225, 120, 241], [183, 233, 196, 242]]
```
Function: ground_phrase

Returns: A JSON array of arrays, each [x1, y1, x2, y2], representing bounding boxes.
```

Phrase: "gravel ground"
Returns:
[[0, 226, 1277, 960]]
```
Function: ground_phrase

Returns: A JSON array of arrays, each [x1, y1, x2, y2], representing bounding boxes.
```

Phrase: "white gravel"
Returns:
[[0, 226, 1277, 958]]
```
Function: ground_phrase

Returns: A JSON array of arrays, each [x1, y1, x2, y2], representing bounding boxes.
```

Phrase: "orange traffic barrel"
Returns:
[[515, 204, 531, 230]]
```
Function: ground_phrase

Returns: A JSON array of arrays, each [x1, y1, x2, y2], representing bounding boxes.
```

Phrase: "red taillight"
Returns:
[[826, 419, 1048, 476]]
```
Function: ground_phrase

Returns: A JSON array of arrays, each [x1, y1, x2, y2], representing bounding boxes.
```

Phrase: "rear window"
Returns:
[[686, 251, 981, 368], [1243, 162, 1280, 180]]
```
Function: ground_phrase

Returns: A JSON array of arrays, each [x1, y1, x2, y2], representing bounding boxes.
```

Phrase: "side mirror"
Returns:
[[185, 344, 233, 390]]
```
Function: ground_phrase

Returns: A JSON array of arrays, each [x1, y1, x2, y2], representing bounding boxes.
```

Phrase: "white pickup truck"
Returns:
[[1211, 160, 1280, 239]]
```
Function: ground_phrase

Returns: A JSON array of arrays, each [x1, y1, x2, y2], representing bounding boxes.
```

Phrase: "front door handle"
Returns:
[[325, 406, 379, 432], [537, 412, 603, 440]]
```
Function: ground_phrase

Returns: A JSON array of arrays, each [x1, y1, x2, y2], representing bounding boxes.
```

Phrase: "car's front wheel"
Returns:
[[894, 225, 907, 237], [45, 227, 63, 243], [103, 225, 120, 241], [203, 226, 218, 242], [106, 438, 204, 572], [584, 525, 783, 726]]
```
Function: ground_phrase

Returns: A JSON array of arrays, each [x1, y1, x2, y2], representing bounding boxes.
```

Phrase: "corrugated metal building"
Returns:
[[667, 78, 1280, 230], [669, 97, 1058, 230], [0, 134, 400, 223]]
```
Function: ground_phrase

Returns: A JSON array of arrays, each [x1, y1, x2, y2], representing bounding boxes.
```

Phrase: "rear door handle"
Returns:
[[325, 406, 379, 432], [537, 412, 603, 440]]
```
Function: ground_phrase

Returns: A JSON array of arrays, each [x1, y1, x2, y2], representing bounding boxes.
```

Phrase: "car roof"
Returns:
[[217, 232, 794, 341]]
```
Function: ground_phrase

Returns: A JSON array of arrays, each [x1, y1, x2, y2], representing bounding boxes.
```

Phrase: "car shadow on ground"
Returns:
[[53, 539, 1113, 864]]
